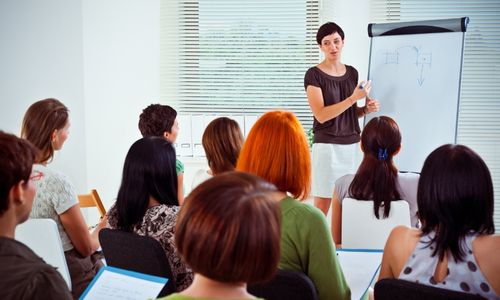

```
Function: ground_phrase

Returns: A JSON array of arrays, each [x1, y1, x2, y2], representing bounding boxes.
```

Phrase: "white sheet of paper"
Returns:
[[80, 266, 167, 300], [337, 249, 383, 300]]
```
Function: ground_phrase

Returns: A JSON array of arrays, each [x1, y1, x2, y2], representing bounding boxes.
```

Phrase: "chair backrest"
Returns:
[[15, 218, 72, 290], [342, 198, 411, 249], [98, 228, 176, 296], [78, 189, 106, 218], [248, 269, 318, 300], [374, 278, 486, 300]]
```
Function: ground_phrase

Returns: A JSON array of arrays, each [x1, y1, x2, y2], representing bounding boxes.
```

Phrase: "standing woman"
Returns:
[[305, 22, 380, 215], [21, 98, 106, 299]]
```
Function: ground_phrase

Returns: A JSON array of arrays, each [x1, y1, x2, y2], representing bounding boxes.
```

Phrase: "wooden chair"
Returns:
[[78, 189, 106, 218]]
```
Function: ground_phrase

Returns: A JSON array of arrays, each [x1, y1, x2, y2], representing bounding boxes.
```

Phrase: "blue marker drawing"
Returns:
[[382, 45, 432, 86]]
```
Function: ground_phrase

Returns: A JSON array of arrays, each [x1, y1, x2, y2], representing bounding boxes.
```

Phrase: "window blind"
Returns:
[[160, 0, 319, 130], [370, 0, 500, 230]]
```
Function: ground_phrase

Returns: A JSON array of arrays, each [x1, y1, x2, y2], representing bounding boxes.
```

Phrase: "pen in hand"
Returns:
[[359, 80, 371, 90]]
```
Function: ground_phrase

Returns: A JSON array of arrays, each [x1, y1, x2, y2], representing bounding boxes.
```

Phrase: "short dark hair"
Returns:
[[418, 144, 495, 262], [316, 22, 345, 45], [0, 131, 38, 216], [176, 171, 281, 284], [21, 98, 69, 163], [202, 117, 244, 175], [349, 116, 402, 219], [115, 137, 178, 231], [138, 104, 177, 137]]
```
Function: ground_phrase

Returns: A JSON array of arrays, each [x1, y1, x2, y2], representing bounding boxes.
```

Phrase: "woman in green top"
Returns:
[[159, 172, 281, 300], [237, 110, 351, 300], [139, 104, 185, 204]]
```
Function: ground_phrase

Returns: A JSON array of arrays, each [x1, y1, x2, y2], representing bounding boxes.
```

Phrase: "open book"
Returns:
[[79, 266, 168, 300]]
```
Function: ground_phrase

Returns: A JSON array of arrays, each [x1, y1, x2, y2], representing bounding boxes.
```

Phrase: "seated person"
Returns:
[[237, 111, 350, 300], [0, 131, 72, 299], [106, 137, 193, 291], [139, 104, 185, 204], [378, 144, 500, 298], [21, 99, 106, 298], [331, 116, 419, 246], [191, 117, 244, 189], [160, 171, 280, 299]]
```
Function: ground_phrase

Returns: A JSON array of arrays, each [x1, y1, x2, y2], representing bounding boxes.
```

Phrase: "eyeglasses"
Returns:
[[29, 170, 44, 181]]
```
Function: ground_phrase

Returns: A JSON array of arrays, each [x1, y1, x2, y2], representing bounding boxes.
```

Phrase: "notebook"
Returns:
[[79, 266, 168, 300]]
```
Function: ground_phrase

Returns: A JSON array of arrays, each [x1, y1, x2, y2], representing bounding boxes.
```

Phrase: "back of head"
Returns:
[[236, 111, 311, 200], [349, 116, 402, 218], [21, 98, 68, 163], [316, 22, 345, 44], [138, 104, 177, 137], [418, 144, 494, 262], [116, 136, 178, 231], [175, 171, 280, 284], [202, 117, 244, 174], [0, 131, 38, 216]]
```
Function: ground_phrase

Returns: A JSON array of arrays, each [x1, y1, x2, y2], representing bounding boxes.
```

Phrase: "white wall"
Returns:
[[82, 0, 160, 214], [0, 0, 160, 224], [0, 0, 87, 193]]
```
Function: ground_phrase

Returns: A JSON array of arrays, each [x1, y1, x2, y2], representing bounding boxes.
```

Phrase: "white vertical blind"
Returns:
[[160, 0, 320, 130], [370, 0, 500, 231]]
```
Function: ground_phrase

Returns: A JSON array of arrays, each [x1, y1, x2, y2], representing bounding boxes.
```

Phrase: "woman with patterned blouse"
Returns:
[[106, 136, 193, 291], [378, 144, 500, 299]]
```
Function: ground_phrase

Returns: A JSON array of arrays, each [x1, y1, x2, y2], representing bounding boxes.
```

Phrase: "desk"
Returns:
[[337, 248, 383, 300]]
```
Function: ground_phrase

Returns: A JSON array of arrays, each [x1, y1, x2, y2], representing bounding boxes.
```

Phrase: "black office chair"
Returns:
[[374, 278, 486, 300], [248, 269, 318, 300], [99, 228, 176, 297]]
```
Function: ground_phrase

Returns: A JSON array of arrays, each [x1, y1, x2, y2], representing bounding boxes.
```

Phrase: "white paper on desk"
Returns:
[[337, 249, 383, 300], [79, 266, 168, 300]]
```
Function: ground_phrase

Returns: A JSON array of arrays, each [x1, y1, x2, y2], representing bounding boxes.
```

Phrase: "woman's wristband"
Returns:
[[363, 106, 368, 114]]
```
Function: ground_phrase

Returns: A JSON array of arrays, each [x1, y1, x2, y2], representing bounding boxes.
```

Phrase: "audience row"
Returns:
[[0, 98, 498, 300]]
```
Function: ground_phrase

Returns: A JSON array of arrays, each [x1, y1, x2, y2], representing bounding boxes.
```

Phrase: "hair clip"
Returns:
[[378, 148, 388, 161]]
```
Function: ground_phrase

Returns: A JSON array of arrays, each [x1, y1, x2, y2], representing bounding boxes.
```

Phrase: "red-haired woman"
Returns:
[[237, 110, 350, 300]]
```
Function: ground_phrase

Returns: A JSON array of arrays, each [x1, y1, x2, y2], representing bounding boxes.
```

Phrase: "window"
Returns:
[[370, 0, 500, 230], [160, 0, 319, 131]]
